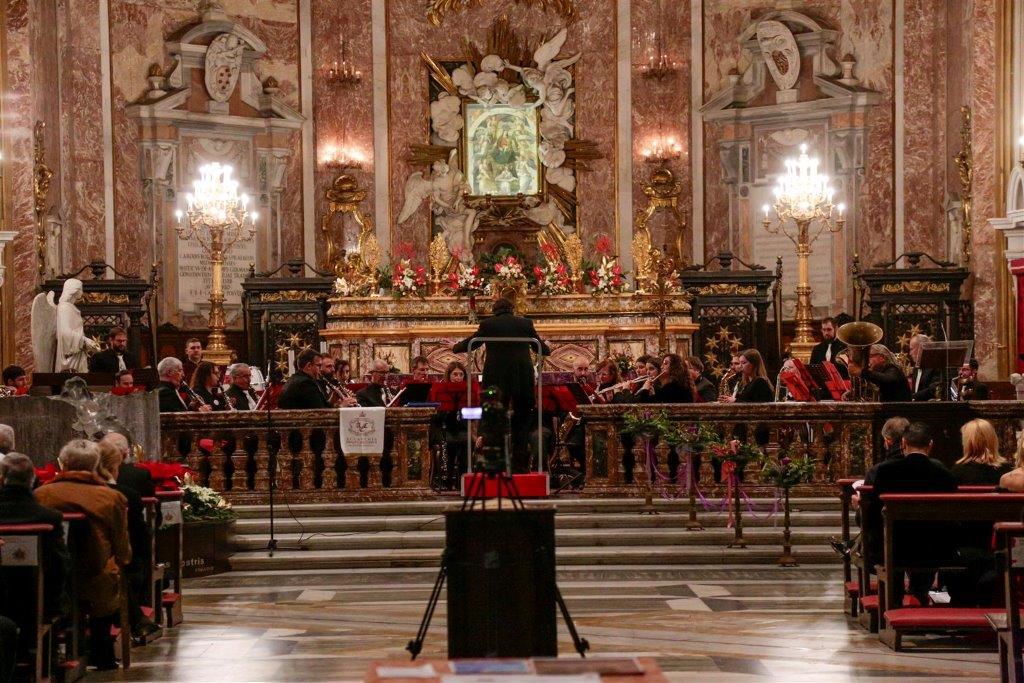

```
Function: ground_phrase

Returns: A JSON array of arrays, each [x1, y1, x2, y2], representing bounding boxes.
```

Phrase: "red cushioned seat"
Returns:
[[846, 579, 878, 596], [884, 607, 998, 629], [162, 592, 181, 606], [861, 594, 920, 612]]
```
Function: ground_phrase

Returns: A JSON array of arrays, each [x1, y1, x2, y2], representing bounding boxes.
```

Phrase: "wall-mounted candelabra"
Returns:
[[641, 136, 683, 165], [325, 40, 362, 87]]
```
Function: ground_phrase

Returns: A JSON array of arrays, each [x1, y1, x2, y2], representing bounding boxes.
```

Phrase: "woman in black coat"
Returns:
[[716, 348, 773, 481]]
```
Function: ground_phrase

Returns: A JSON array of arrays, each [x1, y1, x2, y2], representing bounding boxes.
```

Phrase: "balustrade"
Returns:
[[160, 408, 434, 500]]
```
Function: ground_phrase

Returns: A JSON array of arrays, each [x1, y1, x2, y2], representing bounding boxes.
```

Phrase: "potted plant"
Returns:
[[181, 479, 238, 578], [759, 449, 816, 566]]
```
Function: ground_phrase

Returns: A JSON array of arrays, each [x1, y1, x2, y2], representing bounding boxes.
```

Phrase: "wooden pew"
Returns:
[[0, 523, 56, 682], [155, 490, 184, 627], [835, 477, 859, 617], [878, 493, 1024, 651], [139, 496, 165, 640], [60, 512, 87, 682], [991, 522, 1024, 682]]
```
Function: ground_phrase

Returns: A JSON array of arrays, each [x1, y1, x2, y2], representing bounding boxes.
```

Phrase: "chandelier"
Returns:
[[762, 144, 845, 361], [175, 162, 257, 365]]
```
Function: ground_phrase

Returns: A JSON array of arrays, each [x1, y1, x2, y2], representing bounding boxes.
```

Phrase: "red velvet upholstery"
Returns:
[[885, 608, 998, 629], [846, 579, 878, 597], [880, 493, 1024, 503], [861, 594, 920, 612]]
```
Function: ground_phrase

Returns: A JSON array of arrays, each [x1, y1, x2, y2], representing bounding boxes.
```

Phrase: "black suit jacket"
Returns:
[[117, 463, 156, 499], [225, 385, 259, 411], [88, 349, 139, 374], [157, 381, 189, 412], [810, 339, 846, 366], [862, 452, 957, 566], [0, 484, 69, 617], [862, 365, 913, 402], [910, 367, 941, 401], [356, 383, 388, 408], [277, 372, 331, 410], [453, 312, 551, 406]]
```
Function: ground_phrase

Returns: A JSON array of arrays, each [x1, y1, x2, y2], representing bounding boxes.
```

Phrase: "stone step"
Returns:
[[230, 496, 841, 519], [227, 544, 841, 571], [229, 526, 843, 551], [231, 510, 847, 534]]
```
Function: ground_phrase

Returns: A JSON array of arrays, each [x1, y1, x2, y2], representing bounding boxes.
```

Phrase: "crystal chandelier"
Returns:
[[175, 162, 257, 365], [762, 144, 845, 361]]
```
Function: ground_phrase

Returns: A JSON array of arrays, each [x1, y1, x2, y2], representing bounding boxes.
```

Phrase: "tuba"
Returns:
[[836, 321, 884, 401]]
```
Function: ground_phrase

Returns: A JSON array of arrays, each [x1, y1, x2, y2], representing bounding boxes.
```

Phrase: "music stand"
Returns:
[[919, 340, 973, 401]]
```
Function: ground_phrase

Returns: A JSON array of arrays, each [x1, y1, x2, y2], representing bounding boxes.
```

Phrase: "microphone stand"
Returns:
[[263, 360, 278, 557]]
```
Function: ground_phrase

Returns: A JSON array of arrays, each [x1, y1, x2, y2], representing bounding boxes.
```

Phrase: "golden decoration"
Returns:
[[631, 229, 653, 293], [635, 168, 687, 264], [81, 292, 131, 305], [692, 284, 758, 296], [953, 106, 972, 264], [880, 281, 951, 294], [33, 121, 53, 278], [428, 233, 451, 295], [259, 290, 321, 303], [426, 0, 577, 27], [321, 173, 375, 276], [562, 233, 583, 291], [361, 232, 382, 272]]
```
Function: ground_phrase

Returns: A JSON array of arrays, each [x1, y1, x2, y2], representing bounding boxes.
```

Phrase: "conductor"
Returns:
[[453, 297, 550, 473]]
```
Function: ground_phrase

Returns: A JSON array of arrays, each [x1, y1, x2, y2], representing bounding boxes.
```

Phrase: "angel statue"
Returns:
[[31, 278, 100, 373], [502, 28, 580, 116], [398, 149, 478, 259]]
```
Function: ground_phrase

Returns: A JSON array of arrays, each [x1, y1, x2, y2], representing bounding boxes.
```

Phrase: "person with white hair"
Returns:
[[35, 439, 130, 670], [0, 423, 14, 458], [156, 356, 210, 413], [225, 363, 259, 410], [848, 344, 913, 402], [100, 432, 155, 498], [908, 333, 941, 401]]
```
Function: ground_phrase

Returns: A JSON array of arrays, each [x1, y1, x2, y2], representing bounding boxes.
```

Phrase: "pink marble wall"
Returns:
[[967, 0, 999, 376], [387, 0, 618, 259], [901, 0, 947, 256], [702, 0, 895, 270], [311, 0, 374, 268], [631, 0, 691, 259]]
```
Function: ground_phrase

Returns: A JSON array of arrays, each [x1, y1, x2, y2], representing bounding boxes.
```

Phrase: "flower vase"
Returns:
[[778, 485, 798, 566]]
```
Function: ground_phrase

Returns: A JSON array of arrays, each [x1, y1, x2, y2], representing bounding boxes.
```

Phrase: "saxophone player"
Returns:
[[717, 354, 744, 402]]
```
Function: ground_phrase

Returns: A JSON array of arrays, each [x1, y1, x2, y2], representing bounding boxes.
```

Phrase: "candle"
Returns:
[[319, 341, 327, 354], [287, 349, 296, 376]]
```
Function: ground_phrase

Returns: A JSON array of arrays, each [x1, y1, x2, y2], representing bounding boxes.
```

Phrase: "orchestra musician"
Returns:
[[182, 338, 204, 382], [336, 359, 352, 384], [636, 353, 695, 403], [950, 358, 989, 400], [847, 343, 913, 402], [225, 363, 260, 411], [278, 350, 331, 409], [453, 297, 551, 473], [572, 359, 593, 386], [411, 356, 431, 382], [908, 334, 941, 401], [591, 359, 634, 404], [809, 317, 846, 367], [319, 357, 358, 408], [2, 365, 29, 396], [356, 359, 395, 408], [110, 370, 136, 396], [686, 357, 717, 403], [88, 326, 139, 373], [716, 349, 773, 482], [191, 361, 231, 411], [156, 357, 211, 413], [430, 361, 472, 488]]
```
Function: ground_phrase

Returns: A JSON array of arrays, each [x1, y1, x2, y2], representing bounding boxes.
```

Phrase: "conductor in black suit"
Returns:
[[278, 350, 331, 410], [88, 326, 139, 374], [453, 297, 550, 472], [809, 317, 846, 366]]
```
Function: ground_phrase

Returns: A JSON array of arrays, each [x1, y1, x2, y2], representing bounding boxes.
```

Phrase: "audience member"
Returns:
[[2, 365, 28, 395], [879, 416, 909, 463], [950, 418, 1011, 485], [0, 423, 13, 458], [101, 433, 155, 500], [0, 453, 69, 619], [862, 421, 957, 606], [35, 439, 131, 670], [88, 326, 138, 373], [999, 433, 1024, 492]]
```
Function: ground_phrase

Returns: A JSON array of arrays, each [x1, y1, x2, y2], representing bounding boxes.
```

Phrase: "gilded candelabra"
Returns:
[[762, 144, 845, 362], [635, 248, 680, 354], [175, 163, 256, 365]]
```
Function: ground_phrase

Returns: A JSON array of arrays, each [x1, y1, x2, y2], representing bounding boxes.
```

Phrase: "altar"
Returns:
[[322, 293, 696, 375]]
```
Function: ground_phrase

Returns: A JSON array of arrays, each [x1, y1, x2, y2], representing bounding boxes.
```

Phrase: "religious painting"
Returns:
[[464, 104, 541, 198]]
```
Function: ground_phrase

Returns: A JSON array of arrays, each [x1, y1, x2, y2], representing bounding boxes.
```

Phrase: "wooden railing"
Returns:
[[576, 401, 1024, 494], [160, 408, 434, 501]]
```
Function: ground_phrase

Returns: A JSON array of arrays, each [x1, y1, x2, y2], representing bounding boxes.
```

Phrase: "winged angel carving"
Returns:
[[31, 278, 100, 373], [398, 149, 478, 259]]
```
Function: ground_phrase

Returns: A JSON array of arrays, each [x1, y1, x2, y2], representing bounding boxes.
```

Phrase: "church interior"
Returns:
[[2, 0, 1024, 680]]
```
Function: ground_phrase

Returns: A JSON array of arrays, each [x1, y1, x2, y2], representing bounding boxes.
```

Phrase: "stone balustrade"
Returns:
[[160, 408, 434, 501]]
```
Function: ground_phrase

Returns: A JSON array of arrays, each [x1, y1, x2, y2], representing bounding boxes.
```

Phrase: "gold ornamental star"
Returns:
[[287, 333, 302, 348], [705, 337, 720, 351], [716, 326, 732, 341]]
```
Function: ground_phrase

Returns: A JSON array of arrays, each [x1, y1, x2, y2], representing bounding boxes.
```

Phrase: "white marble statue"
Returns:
[[398, 149, 478, 258], [31, 278, 99, 373]]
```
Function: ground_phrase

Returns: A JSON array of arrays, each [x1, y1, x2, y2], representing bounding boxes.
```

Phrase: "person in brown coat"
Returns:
[[35, 439, 131, 670]]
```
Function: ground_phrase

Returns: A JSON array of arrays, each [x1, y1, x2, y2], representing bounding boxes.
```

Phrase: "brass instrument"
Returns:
[[718, 369, 737, 400], [0, 386, 15, 398], [323, 377, 357, 405], [773, 369, 787, 402], [836, 321, 884, 402]]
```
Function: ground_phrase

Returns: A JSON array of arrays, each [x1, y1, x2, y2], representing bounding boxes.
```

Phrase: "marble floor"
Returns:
[[90, 564, 1000, 682]]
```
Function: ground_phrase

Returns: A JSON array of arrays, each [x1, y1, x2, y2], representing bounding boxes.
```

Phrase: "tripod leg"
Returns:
[[554, 583, 590, 658], [407, 554, 448, 660]]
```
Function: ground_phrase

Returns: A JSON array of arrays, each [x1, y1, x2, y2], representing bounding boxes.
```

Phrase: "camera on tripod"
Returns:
[[460, 385, 510, 474]]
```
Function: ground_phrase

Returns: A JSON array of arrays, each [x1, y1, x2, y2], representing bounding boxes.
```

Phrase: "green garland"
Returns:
[[621, 411, 724, 451]]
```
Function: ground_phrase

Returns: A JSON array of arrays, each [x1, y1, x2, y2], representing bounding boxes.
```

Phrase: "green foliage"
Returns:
[[711, 440, 762, 466], [479, 246, 527, 273], [182, 483, 237, 523], [621, 411, 724, 451], [759, 449, 816, 489]]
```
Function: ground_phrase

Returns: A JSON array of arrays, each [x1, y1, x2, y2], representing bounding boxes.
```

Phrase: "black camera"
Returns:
[[470, 385, 510, 474]]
